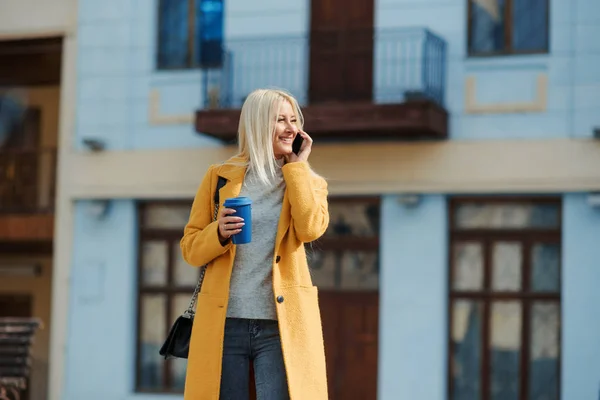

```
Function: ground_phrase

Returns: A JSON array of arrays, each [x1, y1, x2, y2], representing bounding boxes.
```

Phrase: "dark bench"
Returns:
[[0, 318, 41, 400]]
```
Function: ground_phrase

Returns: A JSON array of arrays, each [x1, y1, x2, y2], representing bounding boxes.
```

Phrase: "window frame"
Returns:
[[447, 196, 562, 400], [135, 200, 198, 394], [467, 0, 550, 57], [310, 196, 380, 292], [155, 0, 224, 70]]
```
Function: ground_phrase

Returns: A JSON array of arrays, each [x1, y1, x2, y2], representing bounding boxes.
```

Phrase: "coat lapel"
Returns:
[[215, 158, 246, 206]]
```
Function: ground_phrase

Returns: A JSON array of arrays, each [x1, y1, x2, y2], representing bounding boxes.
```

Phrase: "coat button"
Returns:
[[275, 255, 281, 263], [276, 295, 284, 304]]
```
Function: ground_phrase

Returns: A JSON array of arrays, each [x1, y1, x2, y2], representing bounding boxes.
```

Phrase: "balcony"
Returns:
[[196, 27, 448, 142], [0, 148, 57, 247]]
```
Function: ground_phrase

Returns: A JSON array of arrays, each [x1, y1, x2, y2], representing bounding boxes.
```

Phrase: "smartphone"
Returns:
[[292, 134, 304, 155]]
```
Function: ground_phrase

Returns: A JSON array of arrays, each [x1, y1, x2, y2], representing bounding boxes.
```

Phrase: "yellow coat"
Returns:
[[180, 156, 330, 400]]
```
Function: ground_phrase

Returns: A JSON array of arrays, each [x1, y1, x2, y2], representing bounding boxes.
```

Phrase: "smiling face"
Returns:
[[272, 100, 299, 159]]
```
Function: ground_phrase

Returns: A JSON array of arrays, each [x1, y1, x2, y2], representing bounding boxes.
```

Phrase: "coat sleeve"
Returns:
[[282, 161, 330, 243], [180, 165, 232, 266]]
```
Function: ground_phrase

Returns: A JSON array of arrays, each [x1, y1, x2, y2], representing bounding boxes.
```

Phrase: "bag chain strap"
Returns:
[[183, 201, 220, 319]]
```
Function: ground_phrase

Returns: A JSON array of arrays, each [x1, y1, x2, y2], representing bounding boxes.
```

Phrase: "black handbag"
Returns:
[[159, 176, 227, 359]]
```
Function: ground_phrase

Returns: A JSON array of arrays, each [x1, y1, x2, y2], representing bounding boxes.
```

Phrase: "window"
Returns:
[[135, 198, 381, 394], [308, 197, 380, 291], [448, 197, 561, 400], [136, 202, 195, 393], [468, 0, 549, 56], [157, 0, 224, 69], [0, 106, 57, 213]]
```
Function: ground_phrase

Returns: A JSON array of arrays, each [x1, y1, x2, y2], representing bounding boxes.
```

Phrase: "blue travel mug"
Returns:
[[223, 197, 252, 244]]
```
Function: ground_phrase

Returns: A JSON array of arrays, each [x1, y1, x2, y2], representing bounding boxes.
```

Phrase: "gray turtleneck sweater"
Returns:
[[226, 162, 285, 320]]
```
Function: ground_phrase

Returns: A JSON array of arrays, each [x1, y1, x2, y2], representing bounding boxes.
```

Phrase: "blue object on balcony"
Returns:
[[200, 27, 447, 110]]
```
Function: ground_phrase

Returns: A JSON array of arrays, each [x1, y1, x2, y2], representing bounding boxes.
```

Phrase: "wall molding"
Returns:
[[48, 0, 78, 397], [465, 73, 548, 114], [148, 89, 194, 125], [63, 139, 600, 199]]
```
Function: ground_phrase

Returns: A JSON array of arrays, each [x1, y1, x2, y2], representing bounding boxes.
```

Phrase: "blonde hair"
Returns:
[[232, 88, 304, 185]]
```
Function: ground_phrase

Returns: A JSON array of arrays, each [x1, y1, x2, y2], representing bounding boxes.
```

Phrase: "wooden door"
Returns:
[[309, 0, 374, 103], [320, 291, 379, 400]]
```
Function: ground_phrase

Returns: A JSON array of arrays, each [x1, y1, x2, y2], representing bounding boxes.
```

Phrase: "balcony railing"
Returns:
[[201, 27, 446, 109], [0, 318, 42, 400], [0, 148, 57, 213]]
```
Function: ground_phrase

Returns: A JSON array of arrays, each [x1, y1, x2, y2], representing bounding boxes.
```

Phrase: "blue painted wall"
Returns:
[[63, 194, 600, 399], [376, 0, 600, 140], [75, 0, 600, 151], [377, 193, 600, 399], [379, 195, 448, 400], [75, 0, 309, 151], [561, 194, 600, 400], [64, 200, 147, 400]]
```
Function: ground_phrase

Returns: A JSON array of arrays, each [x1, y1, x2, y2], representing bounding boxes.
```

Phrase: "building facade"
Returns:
[[48, 0, 600, 399], [0, 1, 76, 399]]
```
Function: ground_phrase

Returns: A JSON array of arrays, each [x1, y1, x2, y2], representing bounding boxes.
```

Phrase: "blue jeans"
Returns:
[[220, 318, 290, 400]]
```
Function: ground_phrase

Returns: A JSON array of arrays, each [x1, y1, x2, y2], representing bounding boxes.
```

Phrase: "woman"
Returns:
[[180, 88, 330, 400]]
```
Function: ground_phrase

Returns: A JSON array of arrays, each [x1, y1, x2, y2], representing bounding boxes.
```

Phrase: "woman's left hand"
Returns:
[[285, 130, 313, 163]]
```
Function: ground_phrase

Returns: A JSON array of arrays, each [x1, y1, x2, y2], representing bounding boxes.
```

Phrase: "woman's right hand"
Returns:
[[217, 207, 245, 243]]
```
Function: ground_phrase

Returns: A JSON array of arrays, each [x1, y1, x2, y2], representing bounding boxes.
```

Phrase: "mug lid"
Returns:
[[223, 196, 252, 207]]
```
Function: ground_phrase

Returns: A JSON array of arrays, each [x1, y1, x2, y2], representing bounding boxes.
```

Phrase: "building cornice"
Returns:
[[63, 138, 600, 199]]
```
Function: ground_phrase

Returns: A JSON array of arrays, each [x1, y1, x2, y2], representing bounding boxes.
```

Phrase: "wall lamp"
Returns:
[[587, 193, 600, 208], [397, 193, 421, 208], [82, 137, 106, 152], [86, 199, 112, 220]]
